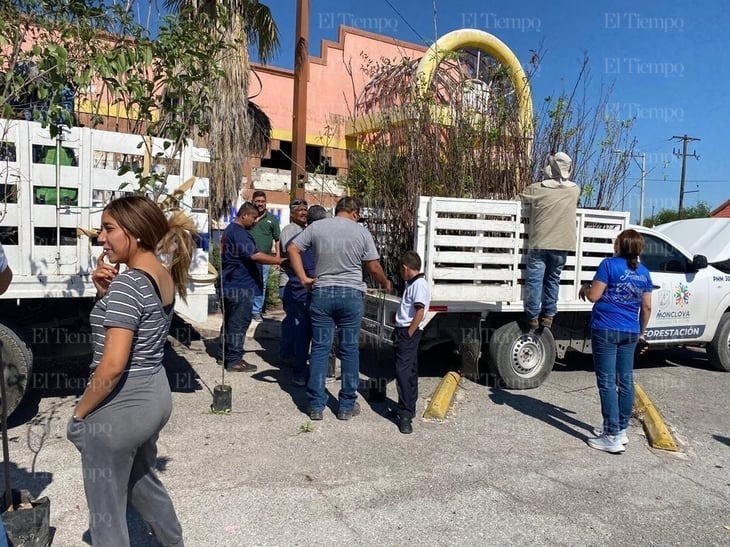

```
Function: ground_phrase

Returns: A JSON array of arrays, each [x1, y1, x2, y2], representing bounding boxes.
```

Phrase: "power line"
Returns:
[[645, 178, 729, 183], [382, 0, 429, 44]]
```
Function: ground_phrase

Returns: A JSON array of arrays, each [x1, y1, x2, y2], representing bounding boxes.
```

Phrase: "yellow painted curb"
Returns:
[[633, 383, 677, 452], [423, 371, 460, 420]]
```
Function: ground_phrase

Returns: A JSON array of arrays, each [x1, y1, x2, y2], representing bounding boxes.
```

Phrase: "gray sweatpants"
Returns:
[[67, 367, 184, 547]]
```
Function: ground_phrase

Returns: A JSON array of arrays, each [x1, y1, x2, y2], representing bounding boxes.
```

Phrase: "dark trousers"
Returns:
[[394, 327, 423, 419], [221, 290, 254, 366]]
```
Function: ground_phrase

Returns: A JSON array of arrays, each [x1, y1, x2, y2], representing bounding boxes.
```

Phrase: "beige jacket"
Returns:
[[521, 153, 580, 251]]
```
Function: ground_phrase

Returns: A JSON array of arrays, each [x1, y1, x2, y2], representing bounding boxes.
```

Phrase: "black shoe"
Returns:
[[226, 360, 257, 372], [398, 417, 413, 434], [337, 401, 361, 421], [308, 407, 323, 421]]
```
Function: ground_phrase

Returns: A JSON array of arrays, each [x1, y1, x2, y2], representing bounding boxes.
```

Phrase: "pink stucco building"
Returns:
[[245, 25, 426, 209]]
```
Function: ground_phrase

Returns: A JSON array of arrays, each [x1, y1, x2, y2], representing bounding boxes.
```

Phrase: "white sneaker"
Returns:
[[593, 427, 629, 445], [587, 434, 626, 454]]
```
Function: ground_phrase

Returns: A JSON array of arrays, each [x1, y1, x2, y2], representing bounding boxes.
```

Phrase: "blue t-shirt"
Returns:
[[220, 222, 262, 297], [284, 231, 316, 302], [590, 257, 653, 333]]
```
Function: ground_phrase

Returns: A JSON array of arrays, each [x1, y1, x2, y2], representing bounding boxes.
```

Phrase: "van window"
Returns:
[[640, 234, 688, 273]]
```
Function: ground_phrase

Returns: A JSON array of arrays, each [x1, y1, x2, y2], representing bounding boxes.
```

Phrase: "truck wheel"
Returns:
[[488, 321, 555, 389], [0, 323, 33, 416], [707, 313, 730, 372]]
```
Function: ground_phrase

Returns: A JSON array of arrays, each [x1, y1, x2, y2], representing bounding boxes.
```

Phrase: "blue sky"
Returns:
[[144, 0, 730, 220]]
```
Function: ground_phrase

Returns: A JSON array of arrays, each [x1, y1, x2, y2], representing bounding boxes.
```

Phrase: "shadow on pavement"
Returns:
[[558, 346, 715, 373], [712, 435, 730, 447], [488, 387, 594, 441], [9, 342, 202, 429], [162, 342, 205, 394]]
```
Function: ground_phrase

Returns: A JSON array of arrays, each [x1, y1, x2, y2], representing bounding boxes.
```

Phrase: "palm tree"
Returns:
[[164, 0, 279, 216]]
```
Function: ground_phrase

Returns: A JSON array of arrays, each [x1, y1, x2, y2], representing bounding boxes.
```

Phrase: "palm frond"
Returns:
[[247, 100, 271, 157]]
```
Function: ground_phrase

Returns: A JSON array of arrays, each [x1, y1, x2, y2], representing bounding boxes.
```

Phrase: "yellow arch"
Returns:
[[415, 28, 533, 139]]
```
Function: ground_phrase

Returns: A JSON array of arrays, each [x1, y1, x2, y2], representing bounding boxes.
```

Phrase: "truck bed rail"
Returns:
[[415, 196, 629, 306]]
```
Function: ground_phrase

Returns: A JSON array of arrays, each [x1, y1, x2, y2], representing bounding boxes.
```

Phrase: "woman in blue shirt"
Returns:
[[579, 229, 653, 454]]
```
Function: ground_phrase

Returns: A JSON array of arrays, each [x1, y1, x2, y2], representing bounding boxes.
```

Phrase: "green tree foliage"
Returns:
[[644, 201, 711, 227], [1, 0, 232, 199]]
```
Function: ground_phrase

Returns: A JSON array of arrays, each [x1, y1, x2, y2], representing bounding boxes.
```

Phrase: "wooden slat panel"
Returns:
[[430, 198, 520, 216], [433, 251, 515, 265], [33, 208, 84, 227], [91, 131, 147, 154], [431, 284, 514, 302], [433, 267, 514, 282], [581, 242, 619, 253], [433, 235, 516, 248], [91, 168, 139, 189], [432, 218, 516, 232], [581, 226, 625, 239]]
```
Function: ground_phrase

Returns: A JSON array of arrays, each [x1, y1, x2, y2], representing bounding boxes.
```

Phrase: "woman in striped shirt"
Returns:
[[67, 196, 194, 546]]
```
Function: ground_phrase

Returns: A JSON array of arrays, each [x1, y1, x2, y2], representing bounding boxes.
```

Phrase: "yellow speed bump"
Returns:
[[423, 371, 460, 420], [633, 382, 677, 452]]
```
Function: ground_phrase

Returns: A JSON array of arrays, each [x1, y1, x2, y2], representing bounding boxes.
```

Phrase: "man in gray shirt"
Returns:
[[288, 196, 391, 421]]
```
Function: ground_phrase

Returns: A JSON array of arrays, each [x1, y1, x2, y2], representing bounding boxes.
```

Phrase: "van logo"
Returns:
[[674, 283, 691, 307]]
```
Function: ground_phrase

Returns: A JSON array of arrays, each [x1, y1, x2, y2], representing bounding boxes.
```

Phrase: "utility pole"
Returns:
[[672, 134, 700, 219], [637, 152, 646, 225], [613, 150, 646, 225], [290, 0, 309, 201]]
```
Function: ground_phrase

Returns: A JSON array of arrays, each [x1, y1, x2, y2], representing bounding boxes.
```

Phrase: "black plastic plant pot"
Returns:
[[2, 489, 51, 547], [212, 384, 232, 413]]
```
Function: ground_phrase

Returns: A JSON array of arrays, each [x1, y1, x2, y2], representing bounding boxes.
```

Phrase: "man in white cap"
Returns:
[[520, 152, 580, 330]]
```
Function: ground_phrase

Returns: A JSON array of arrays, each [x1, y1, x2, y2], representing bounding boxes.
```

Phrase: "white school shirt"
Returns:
[[395, 275, 430, 329]]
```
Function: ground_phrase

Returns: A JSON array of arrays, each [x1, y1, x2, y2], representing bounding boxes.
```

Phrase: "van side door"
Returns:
[[640, 232, 709, 343]]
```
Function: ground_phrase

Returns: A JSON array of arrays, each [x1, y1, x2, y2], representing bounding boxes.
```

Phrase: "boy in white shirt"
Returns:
[[393, 251, 430, 434]]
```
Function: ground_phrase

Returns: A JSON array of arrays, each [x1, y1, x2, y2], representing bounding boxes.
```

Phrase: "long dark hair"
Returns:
[[104, 196, 196, 301], [615, 229, 644, 270]]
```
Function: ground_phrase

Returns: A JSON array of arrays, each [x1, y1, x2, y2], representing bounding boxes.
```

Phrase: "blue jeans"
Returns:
[[279, 285, 295, 360], [221, 289, 254, 366], [252, 264, 271, 315], [292, 297, 312, 384], [524, 249, 567, 320], [307, 286, 364, 412], [591, 328, 638, 435]]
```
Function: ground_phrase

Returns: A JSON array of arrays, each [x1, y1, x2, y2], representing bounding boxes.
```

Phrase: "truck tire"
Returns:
[[0, 323, 33, 416], [488, 321, 555, 389], [707, 312, 730, 372]]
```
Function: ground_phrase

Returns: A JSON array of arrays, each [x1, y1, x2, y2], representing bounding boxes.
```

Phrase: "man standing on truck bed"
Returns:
[[520, 152, 580, 330]]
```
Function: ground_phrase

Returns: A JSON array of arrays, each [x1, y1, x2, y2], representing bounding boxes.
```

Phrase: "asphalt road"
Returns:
[[2, 314, 729, 546]]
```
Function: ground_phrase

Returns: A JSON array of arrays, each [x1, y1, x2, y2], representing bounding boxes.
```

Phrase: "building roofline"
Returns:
[[710, 198, 730, 216], [251, 24, 428, 76]]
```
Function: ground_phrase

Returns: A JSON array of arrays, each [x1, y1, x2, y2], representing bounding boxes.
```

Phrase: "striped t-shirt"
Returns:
[[89, 269, 173, 375]]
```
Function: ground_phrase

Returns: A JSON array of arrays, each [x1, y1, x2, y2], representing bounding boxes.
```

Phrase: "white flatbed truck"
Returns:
[[0, 119, 214, 414], [361, 196, 730, 388]]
